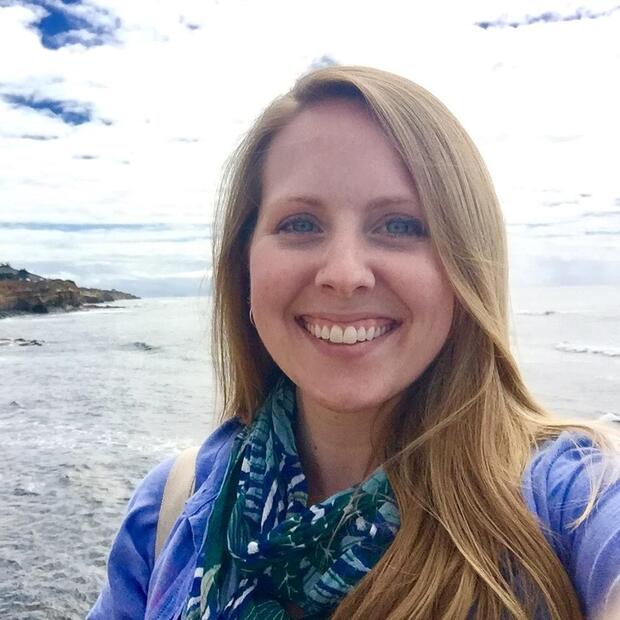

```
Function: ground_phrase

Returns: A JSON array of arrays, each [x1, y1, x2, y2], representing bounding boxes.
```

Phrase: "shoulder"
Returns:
[[124, 417, 243, 563], [120, 417, 243, 556], [121, 417, 242, 521], [522, 431, 620, 617], [87, 455, 176, 619], [194, 418, 243, 489], [522, 431, 619, 528], [87, 418, 242, 619]]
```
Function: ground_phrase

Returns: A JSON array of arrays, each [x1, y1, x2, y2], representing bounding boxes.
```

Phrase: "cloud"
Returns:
[[476, 3, 620, 29], [0, 0, 618, 292], [30, 0, 120, 49], [509, 252, 620, 286], [0, 220, 212, 295], [0, 221, 172, 232], [3, 93, 93, 125]]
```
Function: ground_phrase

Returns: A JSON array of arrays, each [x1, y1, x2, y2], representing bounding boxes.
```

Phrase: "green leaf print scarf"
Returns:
[[181, 376, 400, 619]]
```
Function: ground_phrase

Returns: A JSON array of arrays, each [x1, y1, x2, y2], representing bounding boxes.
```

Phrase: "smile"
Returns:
[[299, 317, 398, 345]]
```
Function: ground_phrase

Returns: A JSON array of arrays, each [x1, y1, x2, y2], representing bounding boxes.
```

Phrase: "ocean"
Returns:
[[1, 290, 619, 619]]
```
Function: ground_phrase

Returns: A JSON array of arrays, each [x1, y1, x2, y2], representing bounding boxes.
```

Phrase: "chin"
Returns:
[[302, 379, 399, 417]]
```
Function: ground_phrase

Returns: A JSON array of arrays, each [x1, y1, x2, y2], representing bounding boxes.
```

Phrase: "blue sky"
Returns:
[[0, 0, 619, 296]]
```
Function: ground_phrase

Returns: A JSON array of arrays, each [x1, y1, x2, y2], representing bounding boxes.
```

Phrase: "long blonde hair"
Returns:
[[212, 66, 604, 619]]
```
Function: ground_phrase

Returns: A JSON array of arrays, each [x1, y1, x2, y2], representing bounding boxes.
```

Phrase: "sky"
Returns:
[[0, 0, 619, 297]]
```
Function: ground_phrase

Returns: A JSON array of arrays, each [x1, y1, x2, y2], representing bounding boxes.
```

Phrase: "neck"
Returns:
[[294, 388, 392, 505]]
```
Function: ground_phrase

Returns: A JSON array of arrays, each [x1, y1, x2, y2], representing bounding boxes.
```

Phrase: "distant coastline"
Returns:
[[0, 263, 139, 319]]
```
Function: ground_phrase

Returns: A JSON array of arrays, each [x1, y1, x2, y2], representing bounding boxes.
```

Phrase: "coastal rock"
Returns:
[[79, 287, 137, 304], [0, 278, 81, 312], [0, 264, 139, 317]]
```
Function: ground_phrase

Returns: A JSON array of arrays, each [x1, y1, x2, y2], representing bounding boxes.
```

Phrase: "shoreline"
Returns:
[[0, 303, 127, 321]]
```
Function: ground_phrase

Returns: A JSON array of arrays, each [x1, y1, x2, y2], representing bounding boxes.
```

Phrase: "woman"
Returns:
[[88, 66, 620, 619]]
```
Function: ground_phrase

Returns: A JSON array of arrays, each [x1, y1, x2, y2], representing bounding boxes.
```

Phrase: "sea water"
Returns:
[[0, 290, 618, 619]]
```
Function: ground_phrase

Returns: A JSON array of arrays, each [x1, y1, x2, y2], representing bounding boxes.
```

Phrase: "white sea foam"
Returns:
[[517, 310, 557, 316], [599, 413, 620, 424], [555, 342, 620, 358]]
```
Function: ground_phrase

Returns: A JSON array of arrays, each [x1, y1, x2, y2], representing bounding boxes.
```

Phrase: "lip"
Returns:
[[297, 313, 397, 325], [295, 317, 399, 356]]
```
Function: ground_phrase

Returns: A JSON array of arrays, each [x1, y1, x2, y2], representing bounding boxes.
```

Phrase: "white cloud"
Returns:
[[0, 0, 618, 289]]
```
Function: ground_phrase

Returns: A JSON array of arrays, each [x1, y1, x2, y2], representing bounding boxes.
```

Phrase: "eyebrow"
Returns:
[[367, 196, 419, 210], [269, 195, 419, 210]]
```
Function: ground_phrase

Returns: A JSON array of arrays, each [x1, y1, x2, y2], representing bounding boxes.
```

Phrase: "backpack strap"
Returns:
[[155, 445, 200, 561]]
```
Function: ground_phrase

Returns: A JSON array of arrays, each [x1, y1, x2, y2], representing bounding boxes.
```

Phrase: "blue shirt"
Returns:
[[87, 421, 620, 619]]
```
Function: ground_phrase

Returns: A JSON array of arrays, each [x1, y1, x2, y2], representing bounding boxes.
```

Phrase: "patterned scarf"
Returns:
[[182, 377, 400, 619]]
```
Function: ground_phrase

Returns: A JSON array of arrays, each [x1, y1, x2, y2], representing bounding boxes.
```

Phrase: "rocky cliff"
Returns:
[[0, 265, 139, 316], [77, 287, 139, 304]]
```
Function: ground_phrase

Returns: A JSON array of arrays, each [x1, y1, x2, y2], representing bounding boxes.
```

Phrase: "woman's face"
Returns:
[[249, 99, 454, 416]]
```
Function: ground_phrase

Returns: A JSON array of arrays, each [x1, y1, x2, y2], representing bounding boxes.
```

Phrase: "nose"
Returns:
[[314, 232, 375, 296]]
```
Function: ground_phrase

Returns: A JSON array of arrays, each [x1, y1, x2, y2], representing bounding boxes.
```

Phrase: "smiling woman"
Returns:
[[88, 66, 620, 620], [249, 99, 454, 432]]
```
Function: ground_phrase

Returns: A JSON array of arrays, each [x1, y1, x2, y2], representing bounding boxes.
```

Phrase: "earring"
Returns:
[[249, 306, 256, 327]]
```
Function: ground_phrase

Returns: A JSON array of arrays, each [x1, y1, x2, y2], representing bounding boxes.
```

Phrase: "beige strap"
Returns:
[[155, 446, 200, 560]]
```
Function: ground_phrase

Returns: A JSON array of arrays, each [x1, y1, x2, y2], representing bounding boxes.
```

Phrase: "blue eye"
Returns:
[[278, 216, 320, 234], [382, 217, 427, 237]]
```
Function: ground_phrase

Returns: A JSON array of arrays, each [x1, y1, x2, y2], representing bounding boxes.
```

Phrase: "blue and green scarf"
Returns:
[[182, 377, 400, 619]]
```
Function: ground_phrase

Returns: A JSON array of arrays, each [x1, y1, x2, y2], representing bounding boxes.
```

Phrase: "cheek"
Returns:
[[248, 241, 305, 317], [248, 245, 273, 313], [391, 255, 453, 304], [396, 256, 455, 341], [428, 276, 455, 330]]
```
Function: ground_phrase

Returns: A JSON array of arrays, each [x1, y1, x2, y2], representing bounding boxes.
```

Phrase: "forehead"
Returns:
[[275, 98, 380, 144], [261, 99, 416, 203]]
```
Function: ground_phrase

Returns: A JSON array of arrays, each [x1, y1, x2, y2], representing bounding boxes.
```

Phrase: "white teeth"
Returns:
[[305, 321, 392, 344], [343, 326, 357, 344], [329, 325, 344, 343]]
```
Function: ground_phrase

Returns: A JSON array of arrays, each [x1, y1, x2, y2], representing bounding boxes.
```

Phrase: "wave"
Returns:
[[517, 309, 620, 320], [124, 341, 158, 352], [13, 485, 40, 497], [0, 338, 44, 347], [598, 413, 620, 424], [555, 342, 620, 358], [517, 310, 556, 316]]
